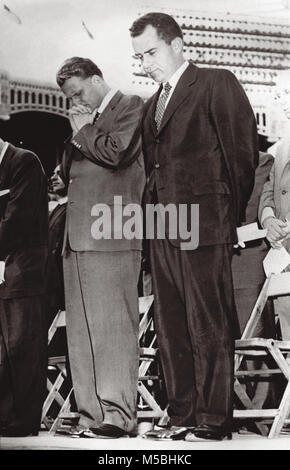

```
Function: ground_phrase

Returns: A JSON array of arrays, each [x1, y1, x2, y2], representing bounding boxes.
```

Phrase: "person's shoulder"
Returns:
[[11, 145, 43, 173], [198, 67, 238, 82], [119, 92, 144, 108]]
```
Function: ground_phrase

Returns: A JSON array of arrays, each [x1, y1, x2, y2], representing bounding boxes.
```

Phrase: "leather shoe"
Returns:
[[142, 426, 191, 440], [55, 424, 89, 438], [83, 424, 135, 439], [185, 424, 232, 442]]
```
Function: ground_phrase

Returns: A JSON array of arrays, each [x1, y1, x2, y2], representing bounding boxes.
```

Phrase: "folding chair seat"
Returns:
[[234, 272, 290, 438]]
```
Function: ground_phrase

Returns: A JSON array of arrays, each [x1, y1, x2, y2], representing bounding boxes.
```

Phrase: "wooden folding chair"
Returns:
[[138, 295, 164, 421], [41, 310, 78, 432], [234, 272, 290, 438]]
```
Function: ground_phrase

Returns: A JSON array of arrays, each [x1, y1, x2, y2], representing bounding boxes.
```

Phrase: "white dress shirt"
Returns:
[[162, 61, 190, 112]]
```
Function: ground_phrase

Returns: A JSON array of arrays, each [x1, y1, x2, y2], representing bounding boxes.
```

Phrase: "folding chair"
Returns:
[[41, 310, 77, 431], [234, 272, 290, 438], [138, 295, 164, 421]]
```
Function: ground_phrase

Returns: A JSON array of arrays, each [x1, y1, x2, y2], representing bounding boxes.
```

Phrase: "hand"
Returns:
[[69, 104, 93, 135], [0, 261, 5, 284], [263, 216, 288, 246]]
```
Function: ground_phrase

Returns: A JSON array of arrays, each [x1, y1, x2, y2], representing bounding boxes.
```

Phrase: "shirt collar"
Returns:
[[165, 60, 189, 92], [0, 141, 9, 166], [58, 196, 68, 205], [97, 88, 118, 114]]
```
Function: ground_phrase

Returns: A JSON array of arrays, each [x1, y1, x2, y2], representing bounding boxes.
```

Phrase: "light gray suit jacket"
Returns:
[[61, 90, 145, 252]]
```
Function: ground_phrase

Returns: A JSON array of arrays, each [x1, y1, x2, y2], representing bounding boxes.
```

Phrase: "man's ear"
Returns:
[[171, 37, 183, 54], [91, 75, 103, 86]]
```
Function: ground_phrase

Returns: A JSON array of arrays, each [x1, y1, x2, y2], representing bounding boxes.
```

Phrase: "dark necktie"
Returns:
[[93, 111, 100, 125], [155, 82, 172, 130]]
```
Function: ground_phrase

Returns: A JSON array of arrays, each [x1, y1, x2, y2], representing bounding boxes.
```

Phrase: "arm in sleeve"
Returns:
[[73, 95, 144, 169], [0, 154, 45, 259], [258, 161, 276, 225], [210, 70, 259, 224]]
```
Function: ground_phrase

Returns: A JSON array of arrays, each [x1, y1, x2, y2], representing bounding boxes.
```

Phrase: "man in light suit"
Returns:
[[0, 138, 48, 437], [130, 13, 258, 441], [56, 57, 145, 438], [259, 69, 290, 340]]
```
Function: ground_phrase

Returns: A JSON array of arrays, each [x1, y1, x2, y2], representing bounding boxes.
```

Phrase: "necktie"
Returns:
[[93, 111, 100, 125], [155, 82, 172, 130]]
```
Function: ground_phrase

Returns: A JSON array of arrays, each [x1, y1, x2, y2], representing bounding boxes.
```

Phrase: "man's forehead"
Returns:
[[62, 76, 87, 94], [132, 25, 162, 50]]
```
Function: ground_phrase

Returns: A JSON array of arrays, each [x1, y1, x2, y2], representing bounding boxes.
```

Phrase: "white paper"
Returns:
[[237, 222, 267, 243], [263, 247, 290, 276]]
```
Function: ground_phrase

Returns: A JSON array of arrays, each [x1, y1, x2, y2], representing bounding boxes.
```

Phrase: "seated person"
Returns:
[[232, 151, 277, 411]]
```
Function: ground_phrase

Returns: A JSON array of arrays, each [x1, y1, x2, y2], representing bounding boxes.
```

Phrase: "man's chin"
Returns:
[[147, 71, 162, 83]]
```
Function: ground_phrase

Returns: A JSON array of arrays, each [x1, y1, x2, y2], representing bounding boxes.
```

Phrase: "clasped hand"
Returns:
[[69, 104, 94, 135], [263, 216, 290, 249]]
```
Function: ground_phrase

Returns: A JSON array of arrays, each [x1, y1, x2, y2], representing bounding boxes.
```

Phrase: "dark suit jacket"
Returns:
[[46, 202, 66, 300], [61, 90, 146, 252], [0, 143, 48, 299], [142, 63, 259, 247]]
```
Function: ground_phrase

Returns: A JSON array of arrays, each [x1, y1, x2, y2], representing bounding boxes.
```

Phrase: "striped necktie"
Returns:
[[155, 82, 172, 130]]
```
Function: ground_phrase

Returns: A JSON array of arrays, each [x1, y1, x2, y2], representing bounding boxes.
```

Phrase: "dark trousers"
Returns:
[[0, 295, 48, 432], [150, 238, 239, 430]]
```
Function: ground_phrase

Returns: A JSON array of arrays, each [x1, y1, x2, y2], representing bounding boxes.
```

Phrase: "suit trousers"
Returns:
[[150, 238, 239, 430], [0, 295, 48, 432], [63, 250, 141, 433]]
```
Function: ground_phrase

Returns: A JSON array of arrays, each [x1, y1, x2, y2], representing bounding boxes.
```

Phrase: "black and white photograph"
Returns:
[[1, 0, 290, 457]]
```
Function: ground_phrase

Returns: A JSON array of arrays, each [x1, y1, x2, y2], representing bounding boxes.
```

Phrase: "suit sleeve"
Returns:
[[258, 158, 276, 224], [210, 70, 259, 224], [72, 95, 144, 169], [0, 153, 45, 259]]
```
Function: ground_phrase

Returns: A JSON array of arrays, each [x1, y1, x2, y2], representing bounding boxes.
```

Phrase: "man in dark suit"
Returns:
[[56, 57, 145, 438], [130, 12, 259, 441], [0, 137, 49, 437], [47, 164, 67, 326]]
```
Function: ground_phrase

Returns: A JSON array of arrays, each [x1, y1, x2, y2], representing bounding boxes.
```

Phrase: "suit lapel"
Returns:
[[0, 143, 14, 188], [96, 90, 123, 125], [157, 63, 198, 134]]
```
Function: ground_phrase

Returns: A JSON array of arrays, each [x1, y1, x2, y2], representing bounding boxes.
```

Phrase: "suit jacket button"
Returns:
[[282, 189, 287, 195], [156, 139, 160, 144], [155, 163, 160, 169]]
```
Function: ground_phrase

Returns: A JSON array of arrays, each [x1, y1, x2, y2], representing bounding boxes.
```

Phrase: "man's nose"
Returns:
[[143, 55, 153, 71]]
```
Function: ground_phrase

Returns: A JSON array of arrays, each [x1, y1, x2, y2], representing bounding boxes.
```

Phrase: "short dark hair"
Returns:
[[56, 57, 103, 87], [129, 12, 183, 44]]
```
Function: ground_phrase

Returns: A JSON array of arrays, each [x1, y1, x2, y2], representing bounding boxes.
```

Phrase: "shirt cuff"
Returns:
[[261, 207, 275, 227]]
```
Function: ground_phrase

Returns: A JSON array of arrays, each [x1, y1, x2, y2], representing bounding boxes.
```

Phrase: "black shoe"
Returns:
[[185, 424, 232, 442], [83, 424, 135, 439]]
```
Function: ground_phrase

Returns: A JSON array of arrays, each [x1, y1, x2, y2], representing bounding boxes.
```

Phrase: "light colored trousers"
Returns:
[[63, 250, 141, 433]]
